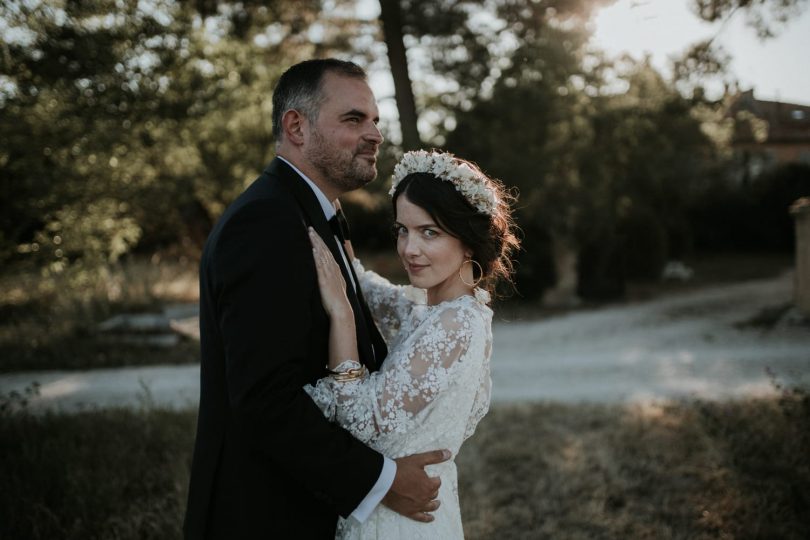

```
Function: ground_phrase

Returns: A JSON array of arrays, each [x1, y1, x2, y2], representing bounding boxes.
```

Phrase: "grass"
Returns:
[[2, 393, 808, 539], [0, 407, 195, 540], [458, 394, 810, 539], [0, 257, 200, 373]]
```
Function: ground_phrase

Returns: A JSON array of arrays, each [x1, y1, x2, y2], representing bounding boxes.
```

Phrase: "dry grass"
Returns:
[[458, 396, 810, 539], [0, 256, 199, 372], [0, 407, 195, 540], [1, 394, 807, 540]]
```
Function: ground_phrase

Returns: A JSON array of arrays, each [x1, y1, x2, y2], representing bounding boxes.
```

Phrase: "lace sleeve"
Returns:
[[352, 258, 422, 342], [464, 355, 491, 439], [304, 304, 477, 446]]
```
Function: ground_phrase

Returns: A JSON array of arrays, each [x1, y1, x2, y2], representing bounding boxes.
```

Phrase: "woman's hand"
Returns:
[[309, 227, 353, 320]]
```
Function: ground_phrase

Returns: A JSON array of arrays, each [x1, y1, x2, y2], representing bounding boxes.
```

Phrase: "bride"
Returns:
[[305, 150, 519, 539]]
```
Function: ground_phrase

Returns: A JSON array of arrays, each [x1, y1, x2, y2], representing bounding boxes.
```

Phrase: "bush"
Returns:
[[510, 217, 556, 301], [750, 162, 810, 251], [690, 163, 810, 253], [577, 232, 626, 300], [617, 205, 669, 281]]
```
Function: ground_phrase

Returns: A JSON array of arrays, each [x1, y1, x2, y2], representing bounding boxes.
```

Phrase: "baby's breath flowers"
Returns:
[[389, 150, 498, 215]]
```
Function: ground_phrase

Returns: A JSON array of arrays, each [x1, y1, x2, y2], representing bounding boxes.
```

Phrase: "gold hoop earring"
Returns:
[[459, 259, 483, 288]]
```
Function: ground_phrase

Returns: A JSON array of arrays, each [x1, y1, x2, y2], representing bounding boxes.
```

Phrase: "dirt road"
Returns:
[[2, 272, 807, 411], [491, 271, 808, 402]]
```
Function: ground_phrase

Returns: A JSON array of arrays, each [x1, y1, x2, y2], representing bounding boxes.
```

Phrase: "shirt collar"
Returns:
[[277, 156, 336, 220]]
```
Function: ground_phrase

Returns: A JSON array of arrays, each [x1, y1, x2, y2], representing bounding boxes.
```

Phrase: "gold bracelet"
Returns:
[[330, 365, 367, 383]]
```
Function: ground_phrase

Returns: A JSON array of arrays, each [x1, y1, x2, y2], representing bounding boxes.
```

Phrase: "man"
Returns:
[[184, 59, 448, 539]]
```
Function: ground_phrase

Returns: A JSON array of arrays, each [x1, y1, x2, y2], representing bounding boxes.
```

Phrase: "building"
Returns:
[[729, 90, 810, 182]]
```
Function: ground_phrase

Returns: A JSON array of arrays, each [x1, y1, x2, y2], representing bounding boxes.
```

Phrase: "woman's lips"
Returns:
[[407, 263, 428, 273]]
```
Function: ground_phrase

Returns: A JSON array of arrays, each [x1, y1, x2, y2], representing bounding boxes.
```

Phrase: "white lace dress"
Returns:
[[304, 260, 494, 539]]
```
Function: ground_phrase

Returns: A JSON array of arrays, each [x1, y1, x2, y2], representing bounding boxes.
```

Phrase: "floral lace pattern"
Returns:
[[304, 260, 493, 539]]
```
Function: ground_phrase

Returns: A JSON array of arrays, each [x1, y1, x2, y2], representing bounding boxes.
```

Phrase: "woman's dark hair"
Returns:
[[391, 160, 520, 296]]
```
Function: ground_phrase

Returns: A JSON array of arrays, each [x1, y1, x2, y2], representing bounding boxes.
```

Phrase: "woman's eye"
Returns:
[[423, 229, 438, 238], [394, 225, 407, 237]]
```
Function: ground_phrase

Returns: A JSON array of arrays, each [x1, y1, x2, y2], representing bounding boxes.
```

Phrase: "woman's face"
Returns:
[[395, 194, 472, 305]]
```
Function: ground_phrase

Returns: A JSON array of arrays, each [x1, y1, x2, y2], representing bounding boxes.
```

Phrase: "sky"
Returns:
[[356, 0, 810, 139], [589, 0, 810, 105]]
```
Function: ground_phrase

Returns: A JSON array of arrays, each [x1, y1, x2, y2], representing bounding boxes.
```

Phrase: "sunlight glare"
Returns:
[[590, 0, 810, 104], [590, 0, 715, 71]]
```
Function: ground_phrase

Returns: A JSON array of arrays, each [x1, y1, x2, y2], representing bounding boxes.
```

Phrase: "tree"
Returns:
[[0, 0, 365, 273], [428, 2, 724, 301], [436, 1, 601, 303], [691, 0, 808, 38], [379, 0, 421, 149]]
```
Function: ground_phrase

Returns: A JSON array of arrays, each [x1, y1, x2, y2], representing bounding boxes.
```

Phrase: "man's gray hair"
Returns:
[[271, 59, 367, 144]]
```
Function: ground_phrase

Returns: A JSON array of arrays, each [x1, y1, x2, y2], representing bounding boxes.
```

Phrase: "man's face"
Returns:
[[303, 73, 384, 193]]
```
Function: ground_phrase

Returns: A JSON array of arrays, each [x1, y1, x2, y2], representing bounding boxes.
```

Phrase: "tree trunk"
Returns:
[[378, 0, 421, 150], [542, 234, 581, 308]]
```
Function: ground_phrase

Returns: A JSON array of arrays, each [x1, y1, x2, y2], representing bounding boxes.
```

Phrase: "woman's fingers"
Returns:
[[309, 229, 330, 276], [308, 227, 326, 255], [308, 227, 346, 292], [309, 228, 331, 266]]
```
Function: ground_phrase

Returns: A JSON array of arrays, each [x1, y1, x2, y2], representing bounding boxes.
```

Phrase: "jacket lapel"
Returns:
[[266, 158, 386, 370]]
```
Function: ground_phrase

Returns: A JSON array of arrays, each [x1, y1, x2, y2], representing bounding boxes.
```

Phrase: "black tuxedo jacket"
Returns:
[[184, 158, 388, 539]]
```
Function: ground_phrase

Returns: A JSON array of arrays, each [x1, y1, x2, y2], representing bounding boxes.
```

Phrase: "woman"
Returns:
[[305, 150, 519, 539]]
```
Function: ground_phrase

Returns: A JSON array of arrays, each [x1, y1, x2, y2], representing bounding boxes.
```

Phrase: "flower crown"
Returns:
[[388, 150, 498, 215]]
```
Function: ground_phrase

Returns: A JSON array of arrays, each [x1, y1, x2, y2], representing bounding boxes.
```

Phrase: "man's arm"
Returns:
[[351, 451, 453, 523], [383, 451, 450, 522], [213, 199, 381, 516], [350, 456, 396, 522]]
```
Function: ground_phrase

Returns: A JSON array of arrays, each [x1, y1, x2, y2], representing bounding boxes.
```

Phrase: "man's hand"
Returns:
[[382, 449, 451, 523]]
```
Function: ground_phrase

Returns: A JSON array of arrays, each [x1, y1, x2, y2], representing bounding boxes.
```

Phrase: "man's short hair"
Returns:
[[271, 59, 368, 142]]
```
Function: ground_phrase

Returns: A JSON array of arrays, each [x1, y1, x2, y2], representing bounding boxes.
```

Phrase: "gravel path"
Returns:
[[2, 272, 808, 412], [491, 271, 808, 403]]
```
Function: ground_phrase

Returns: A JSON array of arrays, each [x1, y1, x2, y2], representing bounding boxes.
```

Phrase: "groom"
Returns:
[[184, 59, 448, 539]]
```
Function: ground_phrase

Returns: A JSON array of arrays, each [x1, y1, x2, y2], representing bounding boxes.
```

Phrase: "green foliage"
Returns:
[[616, 205, 668, 281], [3, 0, 806, 302], [689, 163, 810, 252], [392, 0, 807, 300], [671, 39, 732, 99], [1, 0, 362, 273], [441, 9, 718, 297], [691, 0, 808, 38], [749, 163, 810, 251]]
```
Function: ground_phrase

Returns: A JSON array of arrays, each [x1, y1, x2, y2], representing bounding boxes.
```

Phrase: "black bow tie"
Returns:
[[328, 209, 351, 243]]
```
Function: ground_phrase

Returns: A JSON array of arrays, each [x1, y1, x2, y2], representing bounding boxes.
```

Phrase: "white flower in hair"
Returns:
[[389, 150, 498, 215]]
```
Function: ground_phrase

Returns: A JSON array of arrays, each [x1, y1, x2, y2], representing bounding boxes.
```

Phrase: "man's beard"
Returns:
[[305, 128, 377, 192]]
